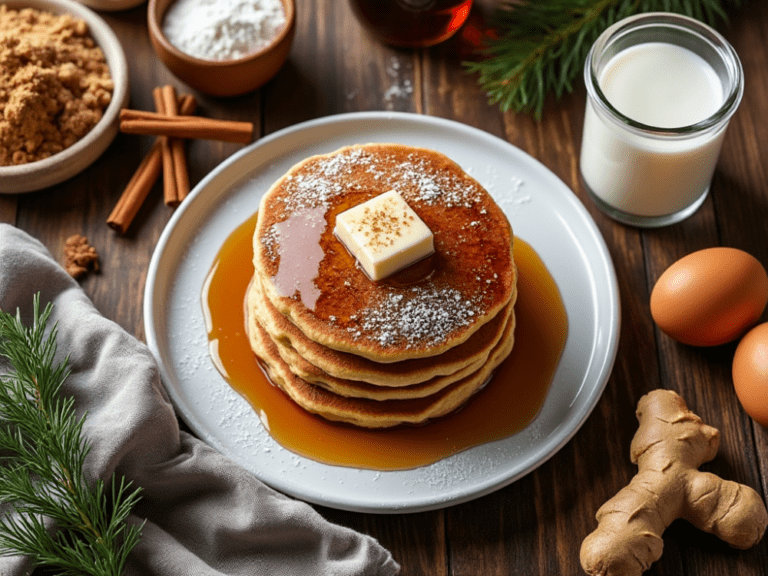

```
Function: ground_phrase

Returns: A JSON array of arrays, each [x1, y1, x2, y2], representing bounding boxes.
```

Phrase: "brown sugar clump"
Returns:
[[63, 234, 99, 279], [0, 5, 114, 166]]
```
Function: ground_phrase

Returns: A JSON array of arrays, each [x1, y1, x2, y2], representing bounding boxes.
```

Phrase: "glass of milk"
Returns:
[[579, 12, 743, 227]]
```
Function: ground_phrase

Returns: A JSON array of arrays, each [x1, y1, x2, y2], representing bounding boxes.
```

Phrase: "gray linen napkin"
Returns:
[[0, 223, 400, 576]]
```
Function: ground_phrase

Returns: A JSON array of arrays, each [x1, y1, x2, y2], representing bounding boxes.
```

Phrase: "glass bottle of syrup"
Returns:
[[349, 0, 474, 48]]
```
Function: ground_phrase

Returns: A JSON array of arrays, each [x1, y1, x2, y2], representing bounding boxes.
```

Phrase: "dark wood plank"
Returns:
[[705, 3, 768, 573], [263, 0, 419, 134], [0, 196, 16, 225]]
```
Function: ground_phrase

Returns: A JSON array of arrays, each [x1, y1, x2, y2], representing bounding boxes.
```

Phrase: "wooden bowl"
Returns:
[[0, 0, 129, 194], [147, 0, 295, 97]]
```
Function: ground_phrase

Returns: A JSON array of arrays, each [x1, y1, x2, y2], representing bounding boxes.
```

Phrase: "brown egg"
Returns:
[[650, 247, 768, 346], [733, 322, 768, 427]]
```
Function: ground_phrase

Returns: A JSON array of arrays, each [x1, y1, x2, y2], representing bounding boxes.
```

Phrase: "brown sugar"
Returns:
[[63, 234, 99, 278], [0, 5, 113, 166]]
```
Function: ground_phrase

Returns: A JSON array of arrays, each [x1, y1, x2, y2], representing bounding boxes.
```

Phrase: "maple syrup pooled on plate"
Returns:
[[202, 211, 567, 470]]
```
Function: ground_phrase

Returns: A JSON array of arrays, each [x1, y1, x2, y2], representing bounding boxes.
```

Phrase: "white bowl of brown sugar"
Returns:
[[0, 0, 129, 194]]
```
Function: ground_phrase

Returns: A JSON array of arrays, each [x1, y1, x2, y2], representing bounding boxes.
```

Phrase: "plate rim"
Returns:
[[144, 110, 620, 513]]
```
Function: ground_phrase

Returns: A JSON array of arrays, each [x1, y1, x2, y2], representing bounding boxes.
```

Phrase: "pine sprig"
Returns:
[[466, 0, 743, 119], [0, 295, 142, 576]]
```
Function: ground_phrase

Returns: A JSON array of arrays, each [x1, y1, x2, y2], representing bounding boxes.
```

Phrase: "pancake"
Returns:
[[247, 301, 517, 428], [248, 278, 517, 400], [252, 143, 516, 362], [247, 272, 516, 387]]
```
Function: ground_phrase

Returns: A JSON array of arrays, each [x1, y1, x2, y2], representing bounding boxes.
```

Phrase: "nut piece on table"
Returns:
[[63, 234, 100, 279]]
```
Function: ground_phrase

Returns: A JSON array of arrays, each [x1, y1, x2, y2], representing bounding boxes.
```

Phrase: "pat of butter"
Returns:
[[334, 190, 434, 281]]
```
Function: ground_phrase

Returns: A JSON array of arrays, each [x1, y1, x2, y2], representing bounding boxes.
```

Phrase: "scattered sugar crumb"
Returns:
[[63, 234, 99, 279]]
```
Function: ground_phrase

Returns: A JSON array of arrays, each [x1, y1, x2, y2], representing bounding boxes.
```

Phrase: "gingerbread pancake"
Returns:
[[247, 273, 516, 387], [252, 143, 516, 363], [247, 278, 516, 400], [247, 303, 517, 428]]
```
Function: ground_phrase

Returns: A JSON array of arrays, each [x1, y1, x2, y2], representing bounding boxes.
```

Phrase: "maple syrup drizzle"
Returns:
[[202, 211, 568, 470], [270, 206, 326, 309]]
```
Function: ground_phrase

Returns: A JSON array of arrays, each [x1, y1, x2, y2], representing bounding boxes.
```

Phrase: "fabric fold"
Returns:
[[0, 223, 399, 576]]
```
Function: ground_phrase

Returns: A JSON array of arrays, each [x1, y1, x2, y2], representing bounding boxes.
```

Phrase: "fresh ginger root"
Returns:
[[580, 389, 768, 576]]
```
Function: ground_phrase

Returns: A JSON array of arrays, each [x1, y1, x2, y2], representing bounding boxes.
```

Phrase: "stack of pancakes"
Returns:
[[248, 144, 517, 428]]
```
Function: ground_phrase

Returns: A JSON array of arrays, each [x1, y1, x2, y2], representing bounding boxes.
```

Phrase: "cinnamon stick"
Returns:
[[106, 140, 163, 234], [119, 110, 254, 144], [154, 87, 178, 207], [162, 85, 191, 202], [107, 94, 197, 234]]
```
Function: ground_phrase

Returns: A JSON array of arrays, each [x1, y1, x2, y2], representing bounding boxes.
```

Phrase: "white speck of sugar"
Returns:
[[383, 79, 413, 104], [260, 225, 279, 258], [490, 175, 529, 214], [383, 57, 413, 108]]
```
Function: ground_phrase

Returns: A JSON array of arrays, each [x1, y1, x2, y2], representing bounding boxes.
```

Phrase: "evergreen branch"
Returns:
[[465, 0, 743, 119], [0, 295, 143, 576]]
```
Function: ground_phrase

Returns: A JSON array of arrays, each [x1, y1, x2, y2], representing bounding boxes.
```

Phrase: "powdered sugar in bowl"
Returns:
[[147, 0, 295, 96]]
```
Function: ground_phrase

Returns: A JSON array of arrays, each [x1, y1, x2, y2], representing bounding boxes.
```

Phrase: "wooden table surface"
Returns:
[[3, 1, 768, 574]]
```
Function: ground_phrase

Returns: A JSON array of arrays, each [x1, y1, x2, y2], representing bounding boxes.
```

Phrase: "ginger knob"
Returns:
[[580, 389, 768, 576]]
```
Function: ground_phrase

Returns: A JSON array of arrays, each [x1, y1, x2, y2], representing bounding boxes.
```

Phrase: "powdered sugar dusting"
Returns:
[[383, 57, 414, 109], [276, 148, 368, 214], [274, 147, 483, 215], [260, 224, 279, 258], [389, 159, 480, 207], [351, 287, 479, 348]]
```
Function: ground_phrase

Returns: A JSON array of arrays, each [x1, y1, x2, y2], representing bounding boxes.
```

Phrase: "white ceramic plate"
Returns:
[[144, 112, 620, 513]]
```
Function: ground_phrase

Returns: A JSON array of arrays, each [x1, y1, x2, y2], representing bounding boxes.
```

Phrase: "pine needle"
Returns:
[[0, 295, 142, 576], [465, 0, 743, 118]]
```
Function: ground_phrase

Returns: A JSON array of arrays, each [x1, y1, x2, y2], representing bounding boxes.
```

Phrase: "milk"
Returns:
[[599, 43, 723, 127], [579, 14, 743, 226]]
